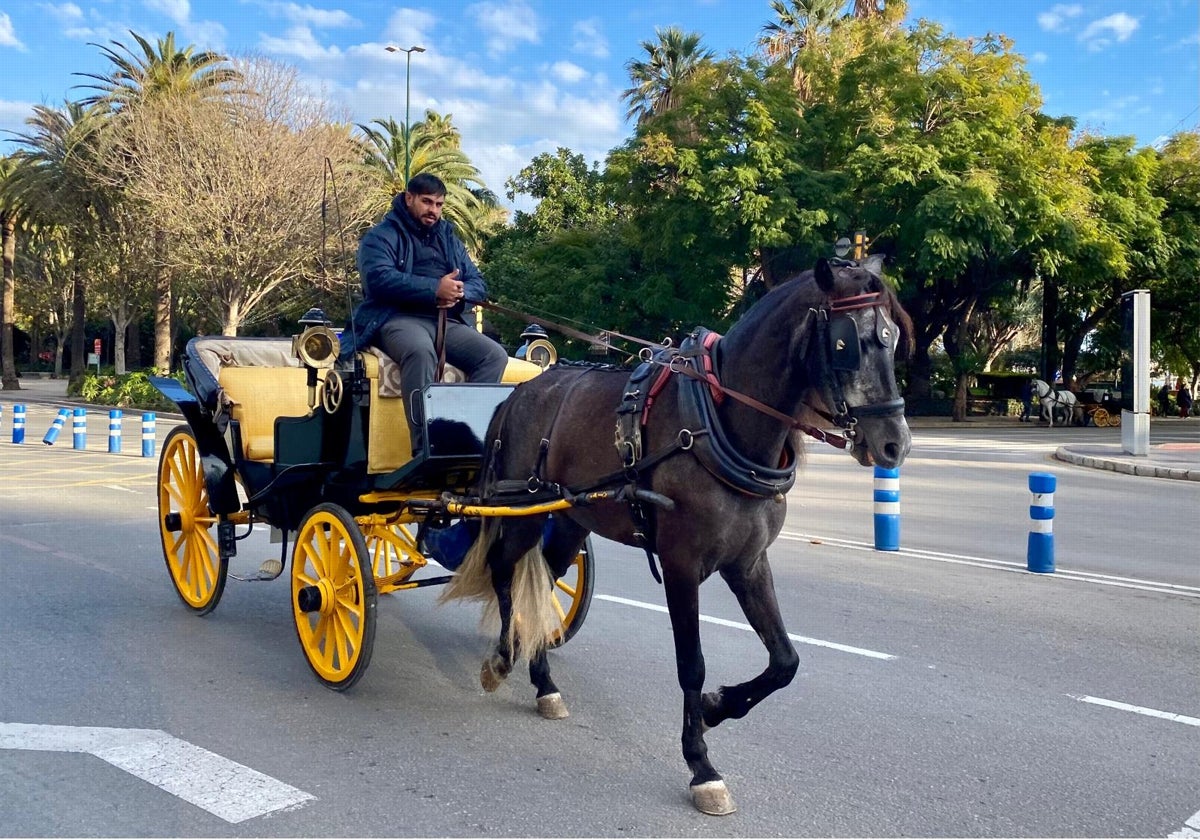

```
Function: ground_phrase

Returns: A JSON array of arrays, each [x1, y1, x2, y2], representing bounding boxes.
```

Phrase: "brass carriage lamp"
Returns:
[[293, 308, 343, 411]]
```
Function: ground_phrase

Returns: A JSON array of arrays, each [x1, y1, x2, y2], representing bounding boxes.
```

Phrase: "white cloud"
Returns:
[[571, 18, 608, 59], [260, 25, 342, 60], [0, 12, 26, 49], [0, 99, 35, 139], [380, 8, 437, 53], [467, 0, 539, 57], [144, 0, 191, 27], [1037, 4, 1082, 33], [549, 60, 586, 84], [1079, 12, 1139, 50], [38, 2, 83, 25], [1030, 51, 1048, 63], [256, 2, 357, 29]]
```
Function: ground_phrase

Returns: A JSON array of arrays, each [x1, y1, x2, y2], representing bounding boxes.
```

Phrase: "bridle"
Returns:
[[665, 288, 905, 451], [808, 290, 907, 442]]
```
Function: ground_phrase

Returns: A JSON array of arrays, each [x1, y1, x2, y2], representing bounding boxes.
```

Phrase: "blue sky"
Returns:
[[1, 0, 1197, 210]]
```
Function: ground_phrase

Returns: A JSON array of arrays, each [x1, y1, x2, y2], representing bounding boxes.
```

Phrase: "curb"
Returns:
[[1054, 446, 1199, 481]]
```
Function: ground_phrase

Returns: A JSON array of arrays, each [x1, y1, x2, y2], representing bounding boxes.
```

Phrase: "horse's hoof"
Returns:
[[690, 780, 736, 815], [480, 659, 504, 693], [536, 692, 569, 720]]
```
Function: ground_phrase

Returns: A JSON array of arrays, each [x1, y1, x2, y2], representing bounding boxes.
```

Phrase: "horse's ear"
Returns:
[[815, 258, 836, 293], [862, 254, 885, 278]]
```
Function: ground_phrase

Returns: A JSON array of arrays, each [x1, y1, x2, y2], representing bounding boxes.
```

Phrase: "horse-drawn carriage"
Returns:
[[150, 313, 594, 690], [149, 256, 914, 815]]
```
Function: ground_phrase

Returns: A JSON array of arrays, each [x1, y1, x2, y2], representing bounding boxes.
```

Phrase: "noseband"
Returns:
[[811, 291, 906, 441]]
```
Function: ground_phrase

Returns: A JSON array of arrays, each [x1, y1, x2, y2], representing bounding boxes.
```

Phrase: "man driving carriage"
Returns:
[[346, 173, 508, 453]]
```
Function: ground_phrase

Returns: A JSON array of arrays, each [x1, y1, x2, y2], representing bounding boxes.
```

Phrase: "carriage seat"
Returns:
[[185, 337, 317, 462]]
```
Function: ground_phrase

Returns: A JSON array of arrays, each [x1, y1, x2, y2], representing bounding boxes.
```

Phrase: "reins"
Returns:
[[471, 298, 857, 450]]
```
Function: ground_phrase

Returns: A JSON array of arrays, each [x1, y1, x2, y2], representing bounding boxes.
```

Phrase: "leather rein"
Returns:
[[473, 292, 902, 452]]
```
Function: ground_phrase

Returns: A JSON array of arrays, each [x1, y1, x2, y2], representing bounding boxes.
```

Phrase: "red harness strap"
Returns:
[[640, 332, 725, 426]]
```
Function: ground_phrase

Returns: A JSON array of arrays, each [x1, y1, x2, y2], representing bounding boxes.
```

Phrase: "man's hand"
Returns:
[[436, 269, 464, 309]]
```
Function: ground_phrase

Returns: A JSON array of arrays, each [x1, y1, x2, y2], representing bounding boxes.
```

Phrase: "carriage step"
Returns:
[[231, 558, 285, 583]]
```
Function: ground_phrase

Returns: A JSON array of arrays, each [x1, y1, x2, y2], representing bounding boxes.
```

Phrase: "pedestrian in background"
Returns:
[[1157, 382, 1171, 417], [1019, 378, 1034, 422], [1178, 381, 1193, 419]]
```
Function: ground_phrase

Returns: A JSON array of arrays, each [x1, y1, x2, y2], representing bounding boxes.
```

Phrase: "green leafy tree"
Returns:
[[0, 156, 20, 389], [505, 148, 615, 237], [1152, 132, 1200, 386], [6, 102, 108, 379]]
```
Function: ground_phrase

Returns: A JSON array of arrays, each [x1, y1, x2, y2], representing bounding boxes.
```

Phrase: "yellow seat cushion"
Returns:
[[218, 366, 313, 461]]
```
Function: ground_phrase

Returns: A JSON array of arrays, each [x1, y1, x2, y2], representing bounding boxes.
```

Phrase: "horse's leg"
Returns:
[[480, 538, 517, 693], [700, 553, 799, 729], [526, 514, 588, 720], [662, 568, 735, 816]]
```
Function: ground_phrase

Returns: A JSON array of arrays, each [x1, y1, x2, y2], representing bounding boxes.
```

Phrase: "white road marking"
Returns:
[[595, 593, 897, 660], [102, 484, 139, 493], [780, 532, 1200, 599], [1068, 695, 1200, 727], [1168, 809, 1200, 838], [0, 722, 315, 823]]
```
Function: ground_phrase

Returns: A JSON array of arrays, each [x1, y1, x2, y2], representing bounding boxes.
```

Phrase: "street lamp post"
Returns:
[[385, 44, 425, 185]]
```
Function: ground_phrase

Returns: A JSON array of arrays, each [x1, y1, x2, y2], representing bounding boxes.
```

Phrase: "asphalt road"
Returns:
[[0, 419, 1197, 837]]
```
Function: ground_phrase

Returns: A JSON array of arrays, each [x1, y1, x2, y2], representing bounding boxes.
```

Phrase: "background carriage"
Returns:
[[150, 311, 593, 690]]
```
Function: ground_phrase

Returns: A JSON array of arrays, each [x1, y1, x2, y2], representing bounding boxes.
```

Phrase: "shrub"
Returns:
[[70, 369, 188, 412]]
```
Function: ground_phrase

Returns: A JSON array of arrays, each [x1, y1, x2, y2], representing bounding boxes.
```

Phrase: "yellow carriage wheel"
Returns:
[[1092, 408, 1109, 427], [157, 426, 228, 615], [1108, 411, 1121, 427], [364, 520, 421, 580], [292, 503, 377, 690], [548, 536, 595, 648]]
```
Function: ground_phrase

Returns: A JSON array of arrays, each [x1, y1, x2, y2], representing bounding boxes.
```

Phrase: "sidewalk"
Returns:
[[3, 377, 1198, 480]]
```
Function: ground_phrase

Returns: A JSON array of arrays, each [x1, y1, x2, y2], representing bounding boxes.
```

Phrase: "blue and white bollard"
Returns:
[[108, 409, 122, 454], [873, 466, 901, 551], [12, 404, 25, 444], [1027, 472, 1056, 574], [141, 412, 156, 458], [72, 407, 87, 450], [43, 407, 70, 445]]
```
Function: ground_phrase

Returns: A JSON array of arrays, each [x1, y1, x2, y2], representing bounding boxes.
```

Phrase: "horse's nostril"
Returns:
[[884, 442, 900, 463]]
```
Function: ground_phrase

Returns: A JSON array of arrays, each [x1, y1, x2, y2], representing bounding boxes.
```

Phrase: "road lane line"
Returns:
[[0, 722, 315, 823], [594, 593, 897, 660], [780, 533, 1200, 598], [1068, 695, 1200, 727]]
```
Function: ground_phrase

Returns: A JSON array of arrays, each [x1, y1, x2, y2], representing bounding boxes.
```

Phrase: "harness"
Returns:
[[481, 287, 906, 585]]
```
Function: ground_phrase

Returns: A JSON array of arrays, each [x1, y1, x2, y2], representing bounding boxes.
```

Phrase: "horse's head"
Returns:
[[804, 257, 913, 469]]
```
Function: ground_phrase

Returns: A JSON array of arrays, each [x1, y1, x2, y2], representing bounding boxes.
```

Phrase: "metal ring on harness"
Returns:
[[669, 355, 688, 374], [677, 429, 695, 451], [639, 346, 654, 362]]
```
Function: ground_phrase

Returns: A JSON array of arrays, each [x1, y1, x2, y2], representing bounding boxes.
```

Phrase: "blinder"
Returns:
[[827, 316, 861, 372]]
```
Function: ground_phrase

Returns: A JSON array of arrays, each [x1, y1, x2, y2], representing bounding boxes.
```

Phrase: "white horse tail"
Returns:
[[439, 519, 559, 659]]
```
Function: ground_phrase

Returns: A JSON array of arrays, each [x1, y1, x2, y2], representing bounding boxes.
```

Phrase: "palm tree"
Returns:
[[0, 156, 21, 389], [76, 30, 241, 108], [621, 26, 715, 124], [758, 0, 845, 100], [77, 30, 241, 371], [357, 112, 501, 255], [6, 102, 108, 378]]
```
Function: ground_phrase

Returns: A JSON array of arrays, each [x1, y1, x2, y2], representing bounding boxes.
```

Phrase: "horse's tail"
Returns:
[[438, 520, 559, 659]]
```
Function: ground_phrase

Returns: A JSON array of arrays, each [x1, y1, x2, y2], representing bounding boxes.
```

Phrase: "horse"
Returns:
[[441, 257, 913, 815], [1033, 378, 1078, 427]]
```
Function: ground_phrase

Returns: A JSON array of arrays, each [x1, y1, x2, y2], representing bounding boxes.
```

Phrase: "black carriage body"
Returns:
[[154, 336, 517, 531]]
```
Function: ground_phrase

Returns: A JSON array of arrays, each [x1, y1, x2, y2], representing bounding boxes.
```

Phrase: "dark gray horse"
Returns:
[[443, 257, 913, 814]]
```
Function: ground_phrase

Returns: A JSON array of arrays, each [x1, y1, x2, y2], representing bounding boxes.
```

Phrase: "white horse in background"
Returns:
[[1033, 379, 1078, 427]]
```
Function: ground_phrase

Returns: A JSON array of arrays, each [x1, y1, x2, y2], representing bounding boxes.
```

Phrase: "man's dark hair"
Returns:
[[407, 172, 447, 196]]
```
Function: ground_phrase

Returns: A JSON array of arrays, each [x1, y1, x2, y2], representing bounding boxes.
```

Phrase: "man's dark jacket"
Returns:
[[343, 193, 486, 357]]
